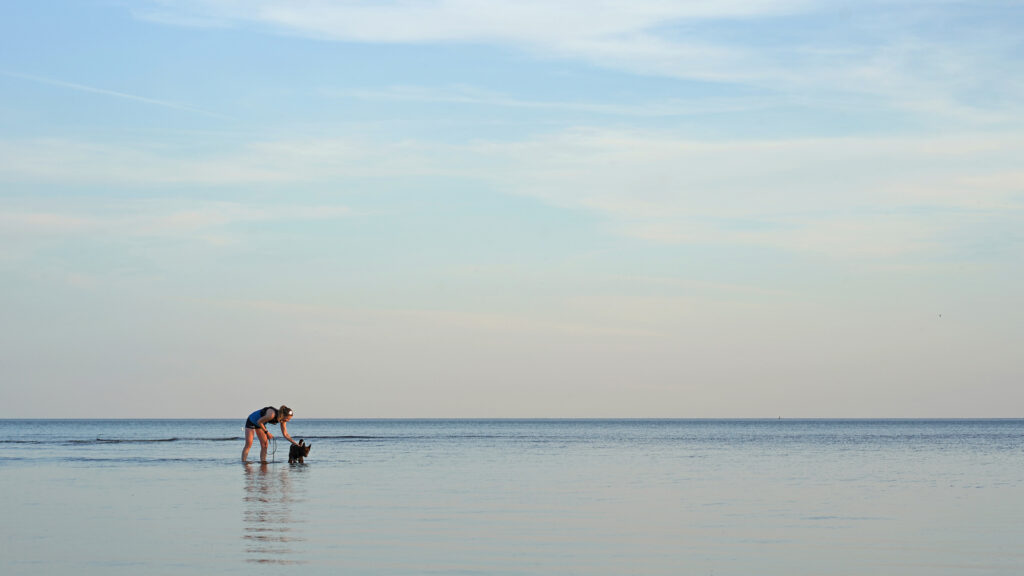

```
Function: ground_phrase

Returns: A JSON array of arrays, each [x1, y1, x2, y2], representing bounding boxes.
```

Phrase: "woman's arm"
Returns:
[[280, 421, 296, 445]]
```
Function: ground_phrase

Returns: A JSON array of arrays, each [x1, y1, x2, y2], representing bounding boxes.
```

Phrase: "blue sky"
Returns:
[[2, 1, 1022, 417]]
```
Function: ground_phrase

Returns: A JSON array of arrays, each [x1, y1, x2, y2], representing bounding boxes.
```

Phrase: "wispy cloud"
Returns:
[[136, 0, 814, 42], [0, 71, 232, 119], [335, 85, 780, 117], [0, 137, 472, 192], [477, 128, 1024, 256], [130, 1, 1024, 126], [131, 0, 808, 86], [3, 128, 1021, 260], [0, 200, 352, 240]]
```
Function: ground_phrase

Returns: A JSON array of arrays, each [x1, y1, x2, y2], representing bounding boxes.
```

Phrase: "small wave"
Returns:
[[300, 435, 382, 440], [66, 438, 181, 445], [61, 437, 243, 445], [62, 456, 230, 464], [298, 434, 506, 440]]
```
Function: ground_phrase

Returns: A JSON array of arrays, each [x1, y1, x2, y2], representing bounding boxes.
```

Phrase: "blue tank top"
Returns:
[[247, 406, 277, 426]]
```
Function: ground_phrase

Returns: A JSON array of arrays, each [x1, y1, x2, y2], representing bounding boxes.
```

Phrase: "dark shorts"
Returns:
[[245, 408, 265, 430]]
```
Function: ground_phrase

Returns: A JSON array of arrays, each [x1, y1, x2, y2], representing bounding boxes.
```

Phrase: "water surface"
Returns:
[[2, 419, 1022, 574]]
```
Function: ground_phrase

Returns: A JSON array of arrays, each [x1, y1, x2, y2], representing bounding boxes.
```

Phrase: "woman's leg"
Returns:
[[242, 427, 255, 462], [256, 428, 270, 463]]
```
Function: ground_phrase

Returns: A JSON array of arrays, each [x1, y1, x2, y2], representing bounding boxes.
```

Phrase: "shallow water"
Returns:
[[2, 419, 1023, 575]]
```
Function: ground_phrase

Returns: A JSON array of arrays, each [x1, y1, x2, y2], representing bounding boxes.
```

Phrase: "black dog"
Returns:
[[288, 439, 311, 464]]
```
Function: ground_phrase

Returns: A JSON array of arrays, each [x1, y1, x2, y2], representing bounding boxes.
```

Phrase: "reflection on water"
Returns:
[[243, 463, 308, 565]]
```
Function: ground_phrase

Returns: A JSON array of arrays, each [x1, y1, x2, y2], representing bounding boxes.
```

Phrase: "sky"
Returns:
[[1, 1, 1022, 418]]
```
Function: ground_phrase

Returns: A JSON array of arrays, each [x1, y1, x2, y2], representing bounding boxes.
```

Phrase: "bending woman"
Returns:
[[242, 405, 296, 463]]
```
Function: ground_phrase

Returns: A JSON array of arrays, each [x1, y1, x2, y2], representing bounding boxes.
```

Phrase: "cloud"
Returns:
[[3, 128, 1021, 261], [0, 71, 231, 119], [129, 1, 1024, 126], [476, 129, 1024, 207], [334, 85, 781, 117], [0, 210, 96, 234], [136, 0, 813, 42], [477, 129, 1024, 257], [131, 0, 807, 86], [0, 200, 352, 243], [0, 138, 449, 186]]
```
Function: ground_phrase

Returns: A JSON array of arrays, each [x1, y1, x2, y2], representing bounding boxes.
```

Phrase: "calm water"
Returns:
[[1, 419, 1022, 575]]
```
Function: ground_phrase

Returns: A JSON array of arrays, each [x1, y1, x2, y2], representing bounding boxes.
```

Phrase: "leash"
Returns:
[[270, 436, 277, 463]]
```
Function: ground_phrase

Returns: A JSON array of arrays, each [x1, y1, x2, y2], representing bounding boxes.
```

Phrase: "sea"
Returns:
[[1, 419, 1022, 575]]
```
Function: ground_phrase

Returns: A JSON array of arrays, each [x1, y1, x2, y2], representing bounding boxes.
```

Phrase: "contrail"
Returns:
[[1, 70, 233, 120]]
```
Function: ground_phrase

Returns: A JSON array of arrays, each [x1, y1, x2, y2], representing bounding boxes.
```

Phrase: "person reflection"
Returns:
[[243, 462, 307, 564]]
